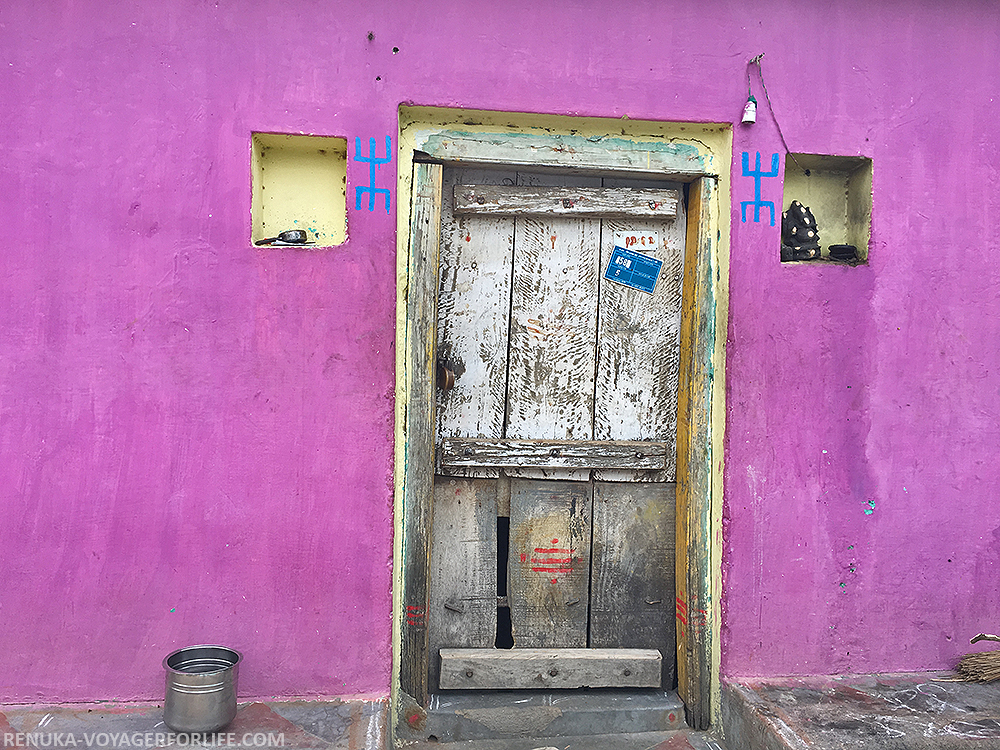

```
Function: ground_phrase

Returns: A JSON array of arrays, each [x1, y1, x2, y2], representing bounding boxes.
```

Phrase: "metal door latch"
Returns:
[[437, 361, 456, 391]]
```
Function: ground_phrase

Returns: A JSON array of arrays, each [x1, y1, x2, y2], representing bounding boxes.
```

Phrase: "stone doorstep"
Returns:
[[721, 672, 1000, 750], [413, 689, 686, 743], [400, 728, 729, 750]]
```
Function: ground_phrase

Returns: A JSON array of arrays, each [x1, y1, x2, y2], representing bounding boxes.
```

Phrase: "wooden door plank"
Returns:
[[507, 479, 592, 647], [454, 185, 679, 218], [594, 179, 687, 483], [505, 214, 600, 441], [675, 176, 717, 730], [435, 169, 516, 479], [439, 648, 661, 689], [503, 172, 601, 481], [590, 481, 677, 688], [399, 162, 444, 707], [428, 477, 498, 689], [439, 438, 668, 471]]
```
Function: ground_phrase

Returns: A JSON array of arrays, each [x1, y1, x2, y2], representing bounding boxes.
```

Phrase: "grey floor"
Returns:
[[6, 672, 994, 749], [0, 696, 727, 750], [722, 672, 1000, 749]]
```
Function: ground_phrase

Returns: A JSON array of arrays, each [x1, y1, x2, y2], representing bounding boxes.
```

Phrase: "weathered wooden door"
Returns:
[[428, 168, 685, 692]]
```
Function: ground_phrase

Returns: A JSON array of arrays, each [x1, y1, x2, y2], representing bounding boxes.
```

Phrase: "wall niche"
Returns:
[[781, 153, 872, 264], [251, 133, 348, 248]]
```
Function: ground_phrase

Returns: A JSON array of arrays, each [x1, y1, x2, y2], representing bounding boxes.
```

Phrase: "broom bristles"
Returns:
[[957, 650, 1000, 682]]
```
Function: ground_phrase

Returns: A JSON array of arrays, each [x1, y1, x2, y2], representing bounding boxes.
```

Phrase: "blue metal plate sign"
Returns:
[[604, 245, 663, 294]]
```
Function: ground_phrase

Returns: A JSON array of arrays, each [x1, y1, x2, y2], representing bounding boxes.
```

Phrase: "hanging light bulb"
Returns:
[[743, 53, 764, 125]]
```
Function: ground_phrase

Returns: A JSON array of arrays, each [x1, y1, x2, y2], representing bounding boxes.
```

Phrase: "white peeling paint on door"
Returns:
[[429, 167, 686, 690], [435, 169, 515, 465], [594, 177, 686, 481], [506, 212, 601, 441]]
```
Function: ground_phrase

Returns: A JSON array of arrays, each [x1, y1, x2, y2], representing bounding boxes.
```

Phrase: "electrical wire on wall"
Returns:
[[747, 53, 808, 175]]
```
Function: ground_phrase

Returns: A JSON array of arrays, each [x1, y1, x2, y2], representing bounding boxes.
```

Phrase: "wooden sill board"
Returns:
[[439, 647, 662, 690]]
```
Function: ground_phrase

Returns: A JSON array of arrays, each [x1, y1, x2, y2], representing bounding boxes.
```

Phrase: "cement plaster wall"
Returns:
[[1, 0, 998, 702]]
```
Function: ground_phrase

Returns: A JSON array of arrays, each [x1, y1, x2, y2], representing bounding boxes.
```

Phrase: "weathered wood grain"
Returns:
[[594, 178, 686, 483], [435, 169, 516, 480], [454, 185, 679, 218], [503, 172, 601, 447], [414, 129, 710, 181], [428, 477, 498, 689], [399, 126, 720, 732], [675, 176, 717, 730], [590, 481, 676, 689], [508, 479, 592, 648], [400, 162, 443, 707], [505, 214, 600, 441], [439, 438, 668, 471], [438, 648, 662, 689]]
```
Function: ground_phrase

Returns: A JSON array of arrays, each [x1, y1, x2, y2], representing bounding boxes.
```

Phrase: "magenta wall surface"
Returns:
[[2, 0, 998, 702]]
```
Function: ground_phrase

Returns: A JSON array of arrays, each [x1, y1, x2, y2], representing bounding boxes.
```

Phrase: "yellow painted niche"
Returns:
[[251, 132, 348, 247], [782, 153, 873, 262]]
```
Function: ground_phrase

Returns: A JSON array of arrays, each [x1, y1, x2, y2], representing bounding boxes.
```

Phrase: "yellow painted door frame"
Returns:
[[392, 107, 729, 738]]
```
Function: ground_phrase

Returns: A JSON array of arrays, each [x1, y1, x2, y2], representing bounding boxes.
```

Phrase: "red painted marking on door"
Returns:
[[525, 318, 544, 338], [520, 552, 527, 563], [465, 234, 471, 242], [531, 545, 575, 573], [405, 604, 426, 627], [550, 235, 557, 249], [529, 537, 575, 574]]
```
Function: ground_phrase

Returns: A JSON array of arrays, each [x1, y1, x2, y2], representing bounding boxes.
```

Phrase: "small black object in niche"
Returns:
[[829, 244, 858, 261], [780, 200, 820, 261], [254, 229, 314, 246]]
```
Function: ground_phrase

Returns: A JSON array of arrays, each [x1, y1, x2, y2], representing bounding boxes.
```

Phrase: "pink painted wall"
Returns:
[[2, 0, 998, 702]]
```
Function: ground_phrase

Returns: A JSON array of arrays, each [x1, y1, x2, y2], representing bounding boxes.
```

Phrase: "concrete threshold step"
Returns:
[[420, 689, 686, 742], [404, 728, 729, 750]]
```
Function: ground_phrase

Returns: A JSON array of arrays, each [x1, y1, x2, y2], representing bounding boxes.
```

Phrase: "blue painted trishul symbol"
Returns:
[[740, 151, 779, 226], [355, 136, 392, 213]]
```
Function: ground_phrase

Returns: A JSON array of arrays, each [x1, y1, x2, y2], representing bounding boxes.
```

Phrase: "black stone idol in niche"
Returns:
[[781, 200, 820, 261]]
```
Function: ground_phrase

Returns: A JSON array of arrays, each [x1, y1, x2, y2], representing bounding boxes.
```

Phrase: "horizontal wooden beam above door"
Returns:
[[411, 126, 715, 180], [439, 648, 662, 689], [439, 438, 669, 471], [454, 185, 679, 218]]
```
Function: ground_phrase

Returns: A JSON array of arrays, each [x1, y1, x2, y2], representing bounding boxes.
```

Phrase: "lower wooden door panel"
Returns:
[[428, 475, 676, 690]]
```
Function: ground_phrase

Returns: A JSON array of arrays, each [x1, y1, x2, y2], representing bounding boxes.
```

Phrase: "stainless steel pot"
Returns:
[[163, 645, 242, 733]]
